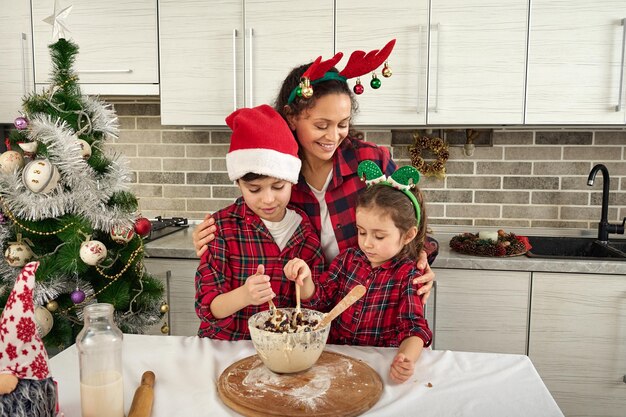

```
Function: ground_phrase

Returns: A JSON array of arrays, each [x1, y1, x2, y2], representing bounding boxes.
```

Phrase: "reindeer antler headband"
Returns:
[[287, 39, 396, 105], [357, 160, 421, 227]]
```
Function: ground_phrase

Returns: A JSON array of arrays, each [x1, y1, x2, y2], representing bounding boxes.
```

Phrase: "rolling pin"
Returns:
[[128, 371, 155, 417]]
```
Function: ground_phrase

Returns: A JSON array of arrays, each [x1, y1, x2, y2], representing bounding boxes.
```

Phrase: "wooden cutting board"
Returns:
[[217, 351, 383, 417]]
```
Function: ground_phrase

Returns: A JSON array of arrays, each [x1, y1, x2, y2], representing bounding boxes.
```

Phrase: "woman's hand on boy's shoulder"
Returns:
[[193, 213, 217, 257]]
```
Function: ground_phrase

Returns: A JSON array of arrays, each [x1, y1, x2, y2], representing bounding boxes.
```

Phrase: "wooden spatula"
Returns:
[[315, 285, 366, 330]]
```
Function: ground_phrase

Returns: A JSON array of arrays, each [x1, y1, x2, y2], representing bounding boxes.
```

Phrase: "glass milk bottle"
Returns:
[[76, 303, 124, 417]]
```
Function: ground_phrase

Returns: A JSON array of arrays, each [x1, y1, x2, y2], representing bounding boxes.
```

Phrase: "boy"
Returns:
[[195, 105, 325, 340]]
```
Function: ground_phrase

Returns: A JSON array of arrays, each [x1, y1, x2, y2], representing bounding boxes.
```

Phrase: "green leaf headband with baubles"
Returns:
[[287, 39, 396, 105], [357, 160, 421, 227]]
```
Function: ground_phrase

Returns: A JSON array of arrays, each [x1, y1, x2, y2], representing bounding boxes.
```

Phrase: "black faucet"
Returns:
[[587, 164, 626, 242]]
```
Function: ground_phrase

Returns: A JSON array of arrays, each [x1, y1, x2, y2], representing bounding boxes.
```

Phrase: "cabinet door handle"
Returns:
[[428, 23, 441, 113], [76, 69, 133, 73], [20, 33, 28, 94], [417, 25, 424, 114], [248, 27, 254, 107], [232, 28, 239, 111], [616, 18, 626, 112], [432, 280, 438, 348], [164, 270, 172, 335]]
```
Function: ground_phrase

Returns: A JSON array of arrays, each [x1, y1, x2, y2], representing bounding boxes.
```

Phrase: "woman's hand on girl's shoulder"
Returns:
[[193, 213, 217, 257], [413, 250, 435, 304]]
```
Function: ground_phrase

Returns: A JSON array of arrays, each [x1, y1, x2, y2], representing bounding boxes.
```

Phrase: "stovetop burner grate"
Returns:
[[145, 216, 189, 242]]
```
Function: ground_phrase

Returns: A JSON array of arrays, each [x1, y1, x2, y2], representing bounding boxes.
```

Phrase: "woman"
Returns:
[[194, 41, 436, 301]]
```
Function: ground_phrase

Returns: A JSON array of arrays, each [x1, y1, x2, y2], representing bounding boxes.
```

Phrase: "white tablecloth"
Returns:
[[49, 334, 562, 417]]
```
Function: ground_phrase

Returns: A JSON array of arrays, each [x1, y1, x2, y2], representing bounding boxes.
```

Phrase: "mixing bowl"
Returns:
[[248, 308, 330, 374]]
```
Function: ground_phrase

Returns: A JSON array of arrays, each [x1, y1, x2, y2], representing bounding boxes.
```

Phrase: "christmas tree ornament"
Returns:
[[134, 217, 152, 238], [0, 151, 25, 174], [13, 116, 28, 130], [22, 159, 61, 194], [0, 262, 57, 416], [46, 300, 59, 312], [370, 73, 382, 89], [79, 240, 108, 266], [42, 0, 73, 41], [300, 77, 314, 98], [160, 323, 170, 334], [76, 138, 92, 160], [70, 288, 86, 304], [382, 61, 392, 78], [17, 141, 38, 159], [110, 224, 135, 244], [353, 78, 365, 95], [34, 306, 54, 338], [4, 239, 34, 268], [287, 39, 396, 104], [160, 303, 170, 314]]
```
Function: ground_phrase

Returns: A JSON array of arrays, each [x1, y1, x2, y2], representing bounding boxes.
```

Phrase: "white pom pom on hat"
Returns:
[[225, 104, 301, 184]]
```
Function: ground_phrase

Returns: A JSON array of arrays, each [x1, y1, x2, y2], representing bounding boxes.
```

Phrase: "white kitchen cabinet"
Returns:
[[529, 272, 626, 417], [427, 0, 528, 125], [336, 0, 528, 126], [428, 268, 530, 354], [335, 1, 429, 125], [159, 0, 334, 125], [144, 258, 200, 337], [31, 0, 159, 95], [526, 1, 626, 124], [0, 1, 34, 123]]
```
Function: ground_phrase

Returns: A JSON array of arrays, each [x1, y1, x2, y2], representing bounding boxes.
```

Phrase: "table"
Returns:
[[49, 334, 563, 417]]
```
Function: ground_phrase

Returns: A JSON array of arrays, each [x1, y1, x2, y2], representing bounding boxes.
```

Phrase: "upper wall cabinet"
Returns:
[[159, 0, 334, 126], [31, 0, 159, 95], [0, 1, 34, 123], [526, 1, 626, 124], [336, 1, 429, 125], [427, 0, 528, 125], [336, 0, 527, 126]]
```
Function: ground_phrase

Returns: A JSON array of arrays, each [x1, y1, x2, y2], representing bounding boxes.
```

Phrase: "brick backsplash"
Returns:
[[106, 98, 626, 230]]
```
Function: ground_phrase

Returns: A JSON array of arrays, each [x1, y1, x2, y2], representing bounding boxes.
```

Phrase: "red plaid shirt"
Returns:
[[195, 198, 325, 340], [303, 247, 432, 348], [290, 136, 439, 263]]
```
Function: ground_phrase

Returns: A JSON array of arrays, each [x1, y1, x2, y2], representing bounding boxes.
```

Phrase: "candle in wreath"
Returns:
[[478, 231, 498, 242]]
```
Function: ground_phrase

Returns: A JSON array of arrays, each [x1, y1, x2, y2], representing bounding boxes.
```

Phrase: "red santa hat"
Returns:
[[0, 261, 51, 381], [225, 104, 301, 184]]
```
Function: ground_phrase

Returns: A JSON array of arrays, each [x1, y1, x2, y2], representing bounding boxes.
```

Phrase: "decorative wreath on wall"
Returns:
[[409, 133, 450, 178]]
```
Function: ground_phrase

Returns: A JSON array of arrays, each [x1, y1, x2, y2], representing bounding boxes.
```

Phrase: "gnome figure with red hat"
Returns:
[[0, 261, 57, 417]]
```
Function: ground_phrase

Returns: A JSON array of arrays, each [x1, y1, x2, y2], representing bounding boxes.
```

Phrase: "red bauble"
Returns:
[[134, 217, 152, 237], [353, 83, 364, 95]]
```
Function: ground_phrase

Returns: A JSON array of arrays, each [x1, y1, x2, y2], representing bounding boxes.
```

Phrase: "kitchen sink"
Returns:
[[525, 236, 626, 260]]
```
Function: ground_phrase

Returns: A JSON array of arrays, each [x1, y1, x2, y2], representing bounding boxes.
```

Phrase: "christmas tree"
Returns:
[[0, 38, 165, 349]]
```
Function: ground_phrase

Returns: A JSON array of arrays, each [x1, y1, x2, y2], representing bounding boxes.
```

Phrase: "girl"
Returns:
[[285, 162, 432, 384], [193, 41, 436, 301]]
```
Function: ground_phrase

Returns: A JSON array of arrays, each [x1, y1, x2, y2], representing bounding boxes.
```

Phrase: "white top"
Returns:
[[261, 208, 302, 251], [308, 170, 340, 264], [49, 334, 563, 417]]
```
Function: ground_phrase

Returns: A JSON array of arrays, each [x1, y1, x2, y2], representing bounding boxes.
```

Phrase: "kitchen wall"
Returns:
[[106, 98, 626, 230]]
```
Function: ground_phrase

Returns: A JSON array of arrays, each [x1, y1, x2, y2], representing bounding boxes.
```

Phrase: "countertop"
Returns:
[[144, 224, 626, 275]]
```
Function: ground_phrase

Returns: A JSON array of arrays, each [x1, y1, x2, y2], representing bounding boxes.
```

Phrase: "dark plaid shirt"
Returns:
[[304, 247, 432, 348], [290, 136, 439, 264], [195, 198, 325, 340]]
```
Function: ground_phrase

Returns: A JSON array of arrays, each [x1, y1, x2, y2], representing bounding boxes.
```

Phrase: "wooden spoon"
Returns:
[[315, 285, 366, 330], [292, 283, 302, 327]]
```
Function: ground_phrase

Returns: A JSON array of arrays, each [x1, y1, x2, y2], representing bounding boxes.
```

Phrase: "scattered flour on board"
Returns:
[[241, 357, 355, 410]]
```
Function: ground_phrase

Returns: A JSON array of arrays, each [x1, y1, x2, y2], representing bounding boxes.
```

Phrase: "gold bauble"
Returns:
[[301, 85, 314, 98], [382, 66, 392, 78], [160, 303, 170, 313], [160, 323, 170, 334], [46, 300, 59, 312]]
